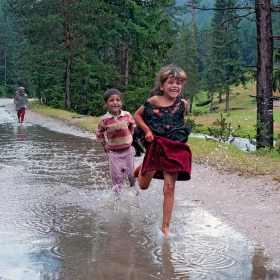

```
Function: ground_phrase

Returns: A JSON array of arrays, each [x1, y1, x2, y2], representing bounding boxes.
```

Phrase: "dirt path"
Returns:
[[181, 164, 280, 261], [6, 101, 280, 262]]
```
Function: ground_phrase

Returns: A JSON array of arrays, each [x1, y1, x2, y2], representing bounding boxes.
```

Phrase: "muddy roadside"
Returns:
[[6, 101, 280, 263]]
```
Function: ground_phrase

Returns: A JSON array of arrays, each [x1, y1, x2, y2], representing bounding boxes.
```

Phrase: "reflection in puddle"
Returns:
[[0, 121, 280, 280]]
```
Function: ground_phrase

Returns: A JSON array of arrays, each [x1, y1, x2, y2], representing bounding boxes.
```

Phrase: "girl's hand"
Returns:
[[145, 130, 154, 142]]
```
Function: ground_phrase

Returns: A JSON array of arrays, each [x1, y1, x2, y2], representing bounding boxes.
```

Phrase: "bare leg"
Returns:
[[134, 163, 142, 178], [161, 172, 178, 238], [134, 163, 156, 190]]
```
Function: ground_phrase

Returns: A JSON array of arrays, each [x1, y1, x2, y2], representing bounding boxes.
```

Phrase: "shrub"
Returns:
[[196, 100, 211, 107], [206, 114, 234, 143]]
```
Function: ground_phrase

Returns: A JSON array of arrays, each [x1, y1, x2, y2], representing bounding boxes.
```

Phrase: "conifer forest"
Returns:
[[0, 0, 280, 147]]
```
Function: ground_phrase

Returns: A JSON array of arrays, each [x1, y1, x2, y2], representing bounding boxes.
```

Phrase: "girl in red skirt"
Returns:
[[134, 65, 192, 238]]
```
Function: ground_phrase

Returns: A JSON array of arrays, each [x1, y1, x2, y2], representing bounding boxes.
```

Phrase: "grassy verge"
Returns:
[[188, 137, 280, 182], [29, 100, 280, 182], [29, 100, 99, 132]]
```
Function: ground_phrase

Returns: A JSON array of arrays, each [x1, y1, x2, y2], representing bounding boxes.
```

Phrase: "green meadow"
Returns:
[[189, 83, 280, 139]]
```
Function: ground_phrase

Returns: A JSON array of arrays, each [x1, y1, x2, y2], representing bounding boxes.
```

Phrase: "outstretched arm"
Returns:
[[134, 106, 154, 142]]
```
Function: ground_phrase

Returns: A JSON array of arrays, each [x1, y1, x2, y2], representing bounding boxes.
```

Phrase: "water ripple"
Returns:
[[0, 116, 279, 280]]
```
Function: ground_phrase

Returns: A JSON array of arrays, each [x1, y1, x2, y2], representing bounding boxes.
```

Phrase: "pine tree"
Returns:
[[203, 0, 245, 112], [0, 3, 23, 96], [239, 18, 257, 67], [167, 24, 200, 113], [4, 0, 176, 113]]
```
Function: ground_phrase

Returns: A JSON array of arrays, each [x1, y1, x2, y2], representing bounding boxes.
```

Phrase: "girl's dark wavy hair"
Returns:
[[150, 65, 187, 97]]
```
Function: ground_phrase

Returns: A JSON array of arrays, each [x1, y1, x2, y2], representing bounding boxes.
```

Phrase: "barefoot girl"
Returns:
[[133, 65, 192, 237]]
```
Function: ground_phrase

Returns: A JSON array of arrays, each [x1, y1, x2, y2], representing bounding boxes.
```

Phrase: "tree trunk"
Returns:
[[255, 0, 274, 149], [64, 0, 71, 111], [191, 0, 195, 47], [189, 95, 193, 114], [225, 88, 229, 113], [4, 53, 7, 89], [218, 86, 223, 103], [66, 58, 71, 111], [124, 49, 129, 86], [124, 36, 129, 87]]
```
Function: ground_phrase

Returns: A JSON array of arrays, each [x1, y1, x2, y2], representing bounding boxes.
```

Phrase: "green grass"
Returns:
[[28, 101, 99, 132], [190, 83, 280, 139], [189, 137, 280, 182]]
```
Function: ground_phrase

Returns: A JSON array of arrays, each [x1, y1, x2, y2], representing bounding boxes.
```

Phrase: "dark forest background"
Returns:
[[0, 0, 279, 117]]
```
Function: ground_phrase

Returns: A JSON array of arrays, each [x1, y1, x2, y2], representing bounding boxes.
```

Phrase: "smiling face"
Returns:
[[104, 94, 123, 116], [160, 75, 182, 100]]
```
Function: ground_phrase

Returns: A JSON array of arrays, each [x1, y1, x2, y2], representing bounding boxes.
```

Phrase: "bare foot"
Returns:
[[161, 227, 170, 238], [134, 163, 142, 178]]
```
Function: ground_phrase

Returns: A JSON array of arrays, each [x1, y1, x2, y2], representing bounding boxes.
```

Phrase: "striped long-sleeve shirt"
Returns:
[[96, 110, 135, 151]]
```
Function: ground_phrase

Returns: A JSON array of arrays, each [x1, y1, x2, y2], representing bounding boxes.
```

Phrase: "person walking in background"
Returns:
[[96, 88, 139, 198], [133, 65, 192, 238], [14, 87, 28, 125]]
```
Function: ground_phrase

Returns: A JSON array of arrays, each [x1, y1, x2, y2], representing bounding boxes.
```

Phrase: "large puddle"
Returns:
[[0, 100, 280, 279]]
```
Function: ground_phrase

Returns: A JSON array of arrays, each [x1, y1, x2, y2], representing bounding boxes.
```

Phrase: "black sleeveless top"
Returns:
[[143, 97, 189, 143]]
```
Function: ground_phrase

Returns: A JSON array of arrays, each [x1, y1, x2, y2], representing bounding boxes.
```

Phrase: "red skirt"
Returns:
[[141, 135, 192, 181]]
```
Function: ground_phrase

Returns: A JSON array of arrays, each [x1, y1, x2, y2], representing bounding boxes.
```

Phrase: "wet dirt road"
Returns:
[[0, 100, 280, 280]]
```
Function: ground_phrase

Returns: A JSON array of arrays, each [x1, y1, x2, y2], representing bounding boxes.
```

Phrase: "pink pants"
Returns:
[[108, 146, 135, 195], [17, 108, 26, 122]]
